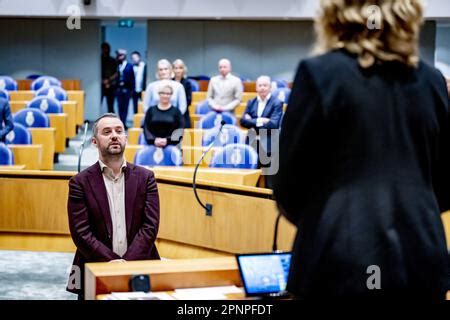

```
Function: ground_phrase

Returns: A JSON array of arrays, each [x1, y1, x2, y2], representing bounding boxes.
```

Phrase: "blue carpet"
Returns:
[[0, 250, 76, 300]]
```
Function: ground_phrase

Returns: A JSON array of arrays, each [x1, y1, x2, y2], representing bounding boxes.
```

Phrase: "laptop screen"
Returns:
[[236, 252, 292, 296]]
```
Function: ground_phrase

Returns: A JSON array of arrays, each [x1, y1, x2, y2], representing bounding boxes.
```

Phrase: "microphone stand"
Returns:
[[193, 121, 225, 216], [77, 120, 89, 173], [272, 211, 282, 252]]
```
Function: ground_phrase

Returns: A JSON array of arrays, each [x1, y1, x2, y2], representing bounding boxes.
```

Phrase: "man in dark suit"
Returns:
[[66, 113, 160, 299], [240, 75, 283, 188], [0, 98, 14, 142], [101, 42, 117, 114], [116, 49, 135, 129], [131, 51, 147, 115]]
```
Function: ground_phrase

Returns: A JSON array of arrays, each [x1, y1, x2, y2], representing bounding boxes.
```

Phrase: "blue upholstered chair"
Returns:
[[13, 108, 50, 128], [187, 78, 200, 92], [195, 100, 212, 115], [31, 76, 61, 91], [5, 123, 32, 145], [0, 76, 17, 91], [272, 79, 289, 89], [210, 143, 258, 169], [35, 85, 67, 101], [202, 125, 245, 147], [27, 96, 62, 114], [0, 89, 9, 100], [138, 132, 149, 145], [198, 111, 236, 129], [134, 145, 182, 167], [272, 87, 291, 104], [0, 143, 14, 165]]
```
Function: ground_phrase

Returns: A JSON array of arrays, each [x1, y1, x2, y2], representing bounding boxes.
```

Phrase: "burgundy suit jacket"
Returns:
[[66, 161, 160, 294]]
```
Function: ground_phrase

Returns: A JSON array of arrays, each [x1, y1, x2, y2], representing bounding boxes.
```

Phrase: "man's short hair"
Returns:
[[92, 113, 122, 138], [131, 51, 141, 57]]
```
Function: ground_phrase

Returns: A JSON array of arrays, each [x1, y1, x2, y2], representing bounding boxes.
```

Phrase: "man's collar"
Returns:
[[99, 159, 127, 172], [221, 73, 231, 80], [257, 93, 271, 103]]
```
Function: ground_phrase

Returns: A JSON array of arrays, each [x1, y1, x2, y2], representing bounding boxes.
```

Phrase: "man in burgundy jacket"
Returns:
[[66, 113, 160, 299]]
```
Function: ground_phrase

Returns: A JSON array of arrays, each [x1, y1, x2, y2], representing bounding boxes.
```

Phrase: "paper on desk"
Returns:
[[108, 291, 174, 300], [172, 286, 243, 300]]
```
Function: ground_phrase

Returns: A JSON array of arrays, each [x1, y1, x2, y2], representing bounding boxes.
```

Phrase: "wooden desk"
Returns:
[[85, 257, 242, 300], [8, 145, 43, 170], [9, 90, 34, 101], [48, 113, 68, 153], [67, 90, 85, 126], [61, 101, 78, 138], [0, 170, 75, 252], [0, 165, 25, 170], [29, 128, 55, 170], [152, 166, 261, 187]]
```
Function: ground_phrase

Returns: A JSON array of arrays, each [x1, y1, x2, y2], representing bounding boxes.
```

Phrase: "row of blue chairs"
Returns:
[[134, 144, 258, 169], [0, 75, 62, 91], [0, 85, 67, 102]]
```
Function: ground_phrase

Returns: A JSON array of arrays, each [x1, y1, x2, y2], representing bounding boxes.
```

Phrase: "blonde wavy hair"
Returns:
[[315, 0, 424, 68]]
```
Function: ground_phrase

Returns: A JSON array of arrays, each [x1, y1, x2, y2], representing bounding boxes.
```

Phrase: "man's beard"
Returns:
[[101, 143, 125, 158]]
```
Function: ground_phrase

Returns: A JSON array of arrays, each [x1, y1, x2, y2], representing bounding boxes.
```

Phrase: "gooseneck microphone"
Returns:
[[77, 120, 90, 173], [193, 120, 226, 216]]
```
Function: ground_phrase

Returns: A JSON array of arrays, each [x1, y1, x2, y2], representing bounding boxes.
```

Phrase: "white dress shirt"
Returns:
[[99, 159, 128, 257], [133, 61, 145, 92], [256, 93, 271, 127]]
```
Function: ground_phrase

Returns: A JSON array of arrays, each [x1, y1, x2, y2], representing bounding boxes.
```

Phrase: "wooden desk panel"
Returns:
[[61, 101, 77, 138], [29, 128, 55, 170], [0, 165, 25, 170], [133, 113, 144, 128], [0, 174, 71, 234], [67, 91, 85, 126], [152, 167, 261, 187], [9, 100, 28, 113], [157, 180, 296, 254], [48, 114, 68, 153], [8, 144, 43, 170], [9, 90, 34, 101]]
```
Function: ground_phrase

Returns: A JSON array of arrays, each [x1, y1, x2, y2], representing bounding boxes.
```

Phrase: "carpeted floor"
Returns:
[[0, 250, 77, 300]]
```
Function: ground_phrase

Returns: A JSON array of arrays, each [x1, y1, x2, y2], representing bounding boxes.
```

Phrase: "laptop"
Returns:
[[236, 252, 292, 298]]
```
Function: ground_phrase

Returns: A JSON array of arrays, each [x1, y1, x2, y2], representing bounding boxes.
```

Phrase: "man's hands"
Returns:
[[154, 138, 168, 148], [109, 259, 126, 263]]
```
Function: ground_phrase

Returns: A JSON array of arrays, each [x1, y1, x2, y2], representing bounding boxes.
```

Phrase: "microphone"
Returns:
[[77, 120, 90, 173], [193, 120, 226, 216]]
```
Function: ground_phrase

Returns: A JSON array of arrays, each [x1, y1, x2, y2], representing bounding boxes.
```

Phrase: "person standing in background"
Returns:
[[115, 49, 135, 130], [143, 59, 187, 117], [172, 59, 192, 128], [274, 0, 450, 300], [131, 51, 147, 115], [101, 42, 117, 113], [203, 58, 242, 113]]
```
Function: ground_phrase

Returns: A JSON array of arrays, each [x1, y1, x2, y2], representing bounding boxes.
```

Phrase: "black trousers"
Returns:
[[101, 89, 115, 114], [132, 91, 142, 114]]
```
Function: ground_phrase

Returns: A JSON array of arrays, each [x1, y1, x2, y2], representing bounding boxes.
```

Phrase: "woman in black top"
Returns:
[[173, 59, 192, 128], [274, 0, 450, 300], [143, 84, 184, 147]]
